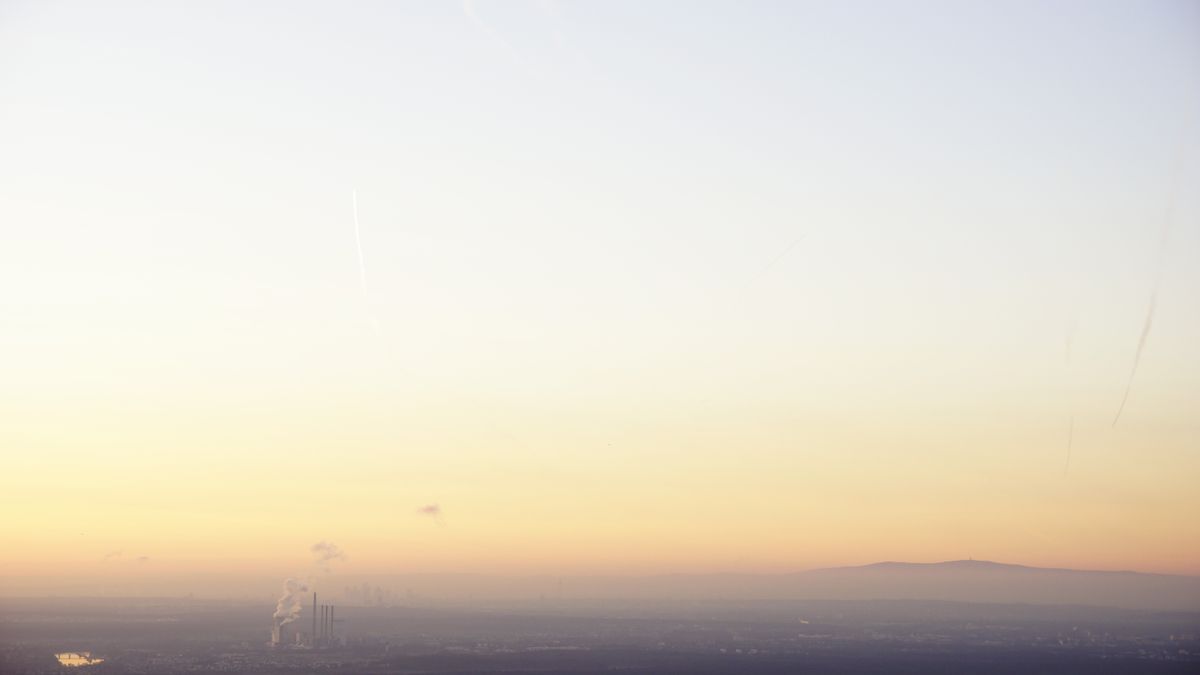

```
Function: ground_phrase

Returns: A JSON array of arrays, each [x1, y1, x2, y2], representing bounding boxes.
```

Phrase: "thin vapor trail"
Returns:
[[352, 189, 368, 297], [1112, 295, 1156, 427], [1062, 318, 1076, 477], [763, 237, 804, 272], [1063, 415, 1074, 478], [1064, 316, 1077, 366], [352, 189, 380, 333], [752, 235, 806, 283], [1111, 106, 1193, 427], [462, 0, 515, 53]]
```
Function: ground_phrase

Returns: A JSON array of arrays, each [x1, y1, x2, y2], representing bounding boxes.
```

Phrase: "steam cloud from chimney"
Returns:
[[273, 578, 308, 626], [310, 541, 346, 572]]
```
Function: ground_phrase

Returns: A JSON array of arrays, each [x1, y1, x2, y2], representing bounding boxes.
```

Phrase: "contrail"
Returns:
[[352, 189, 368, 297], [1062, 317, 1076, 477], [762, 237, 804, 273], [534, 0, 566, 48], [462, 0, 516, 53], [352, 189, 380, 334], [1063, 415, 1074, 478], [1111, 295, 1156, 427], [751, 235, 806, 283], [1064, 316, 1077, 366], [1111, 102, 1194, 427]]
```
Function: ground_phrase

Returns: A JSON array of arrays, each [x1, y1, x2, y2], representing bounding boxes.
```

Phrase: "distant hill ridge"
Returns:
[[5, 561, 1197, 611], [486, 560, 1191, 610], [814, 559, 1153, 576], [778, 558, 1199, 610], [305, 560, 1200, 612]]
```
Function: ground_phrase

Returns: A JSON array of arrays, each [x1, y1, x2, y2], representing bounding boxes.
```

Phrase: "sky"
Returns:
[[1, 0, 1199, 592]]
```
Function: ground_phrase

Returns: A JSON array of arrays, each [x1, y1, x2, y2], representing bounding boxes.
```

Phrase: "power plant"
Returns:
[[270, 592, 338, 648]]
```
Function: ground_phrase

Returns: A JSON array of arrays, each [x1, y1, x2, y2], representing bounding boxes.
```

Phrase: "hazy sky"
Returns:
[[1, 0, 1199, 588]]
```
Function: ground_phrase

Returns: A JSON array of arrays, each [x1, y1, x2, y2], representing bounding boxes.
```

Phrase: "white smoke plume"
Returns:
[[311, 540, 346, 572], [273, 578, 308, 626]]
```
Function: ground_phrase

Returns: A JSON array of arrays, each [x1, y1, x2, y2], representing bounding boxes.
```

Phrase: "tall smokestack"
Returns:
[[330, 605, 335, 643], [312, 593, 317, 646]]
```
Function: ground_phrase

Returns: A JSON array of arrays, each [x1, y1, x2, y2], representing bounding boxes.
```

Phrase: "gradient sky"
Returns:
[[1, 0, 1199, 589]]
